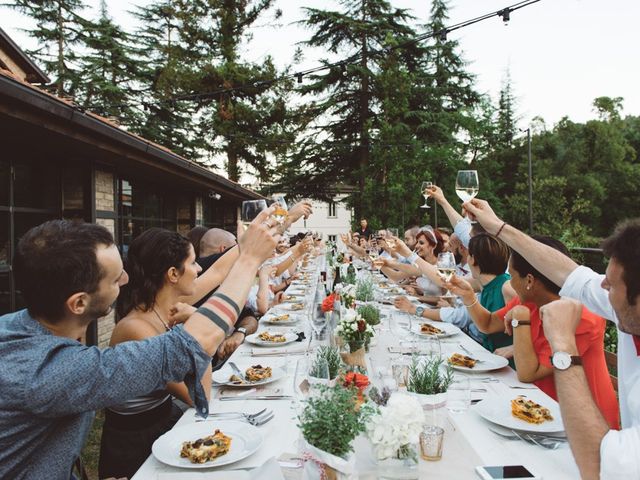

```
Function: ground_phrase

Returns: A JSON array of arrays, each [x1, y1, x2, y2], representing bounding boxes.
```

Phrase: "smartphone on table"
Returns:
[[475, 465, 540, 480]]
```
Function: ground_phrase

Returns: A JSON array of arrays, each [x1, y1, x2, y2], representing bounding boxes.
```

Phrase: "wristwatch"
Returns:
[[550, 351, 582, 370], [234, 327, 248, 340], [511, 319, 531, 328], [415, 306, 425, 318]]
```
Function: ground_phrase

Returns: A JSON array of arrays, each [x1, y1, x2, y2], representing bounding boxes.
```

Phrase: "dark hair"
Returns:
[[437, 227, 452, 236], [13, 220, 114, 321], [470, 222, 487, 237], [186, 226, 209, 258], [416, 228, 445, 256], [510, 235, 571, 294], [602, 219, 640, 306], [117, 228, 191, 318], [468, 233, 510, 276]]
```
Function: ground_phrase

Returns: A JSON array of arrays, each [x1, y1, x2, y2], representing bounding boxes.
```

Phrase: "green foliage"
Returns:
[[311, 346, 342, 380], [355, 277, 375, 302], [357, 303, 380, 326], [407, 356, 453, 395], [298, 385, 374, 458], [604, 321, 618, 354]]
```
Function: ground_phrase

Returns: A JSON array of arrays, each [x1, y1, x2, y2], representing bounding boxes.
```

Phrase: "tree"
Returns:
[[496, 71, 518, 148], [6, 0, 91, 96], [76, 0, 142, 124]]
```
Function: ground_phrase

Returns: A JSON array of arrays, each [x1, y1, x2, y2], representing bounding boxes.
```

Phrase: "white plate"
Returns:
[[245, 331, 299, 346], [152, 420, 263, 469], [448, 352, 509, 373], [279, 302, 307, 312], [212, 364, 286, 387], [261, 312, 301, 325], [410, 321, 459, 338], [475, 390, 565, 433]]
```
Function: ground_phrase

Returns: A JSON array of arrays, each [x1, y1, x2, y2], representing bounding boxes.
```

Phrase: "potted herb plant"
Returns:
[[406, 356, 454, 410], [309, 346, 342, 386], [298, 385, 373, 479]]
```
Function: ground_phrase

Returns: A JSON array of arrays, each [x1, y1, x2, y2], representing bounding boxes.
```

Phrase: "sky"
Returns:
[[3, 0, 640, 129]]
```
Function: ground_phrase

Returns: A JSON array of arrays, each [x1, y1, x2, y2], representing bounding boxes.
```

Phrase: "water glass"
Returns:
[[391, 363, 409, 389], [446, 377, 471, 414], [420, 425, 444, 461]]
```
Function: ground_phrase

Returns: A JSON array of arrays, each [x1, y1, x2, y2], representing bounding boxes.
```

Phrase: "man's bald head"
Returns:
[[199, 228, 237, 257]]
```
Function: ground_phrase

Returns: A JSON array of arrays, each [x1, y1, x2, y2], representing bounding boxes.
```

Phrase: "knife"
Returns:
[[219, 395, 292, 401]]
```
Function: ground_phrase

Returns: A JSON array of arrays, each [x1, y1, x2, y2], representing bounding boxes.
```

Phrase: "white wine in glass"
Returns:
[[455, 170, 479, 203], [421, 181, 433, 208], [437, 252, 456, 298], [271, 194, 288, 225]]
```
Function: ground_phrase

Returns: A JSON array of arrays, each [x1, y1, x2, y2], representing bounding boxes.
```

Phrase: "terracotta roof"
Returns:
[[0, 66, 262, 200]]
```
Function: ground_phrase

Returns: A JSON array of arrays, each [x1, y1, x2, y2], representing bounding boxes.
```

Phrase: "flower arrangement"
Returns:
[[334, 283, 356, 309], [366, 392, 425, 460], [407, 356, 454, 395], [335, 309, 374, 351], [357, 304, 381, 326], [321, 293, 338, 313]]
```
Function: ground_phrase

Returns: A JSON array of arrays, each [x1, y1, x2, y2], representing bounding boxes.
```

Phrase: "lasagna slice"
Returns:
[[448, 353, 478, 368], [420, 323, 444, 335], [258, 331, 287, 343], [511, 395, 554, 424], [180, 429, 232, 464], [245, 365, 272, 382]]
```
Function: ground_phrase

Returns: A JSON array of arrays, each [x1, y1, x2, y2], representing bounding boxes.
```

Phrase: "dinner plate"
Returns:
[[280, 302, 306, 312], [212, 364, 286, 387], [475, 390, 565, 433], [152, 420, 263, 469], [447, 352, 509, 373], [410, 321, 459, 338], [261, 312, 302, 325], [245, 331, 299, 346]]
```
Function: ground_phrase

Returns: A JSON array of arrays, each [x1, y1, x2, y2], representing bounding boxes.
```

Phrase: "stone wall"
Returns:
[[95, 170, 116, 347]]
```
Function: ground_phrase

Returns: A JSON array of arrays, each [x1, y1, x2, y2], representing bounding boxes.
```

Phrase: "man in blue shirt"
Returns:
[[0, 208, 280, 480]]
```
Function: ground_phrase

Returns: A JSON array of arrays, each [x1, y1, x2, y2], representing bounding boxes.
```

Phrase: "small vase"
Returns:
[[340, 343, 366, 368], [377, 445, 419, 479]]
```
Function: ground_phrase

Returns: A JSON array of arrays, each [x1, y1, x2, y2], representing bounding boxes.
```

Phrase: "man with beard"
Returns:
[[463, 198, 640, 480], [0, 210, 279, 480]]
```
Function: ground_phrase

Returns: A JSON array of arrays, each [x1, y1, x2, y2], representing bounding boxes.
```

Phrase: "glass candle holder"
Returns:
[[420, 425, 444, 461]]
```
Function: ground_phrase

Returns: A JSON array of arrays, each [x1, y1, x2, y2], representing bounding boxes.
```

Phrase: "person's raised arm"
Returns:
[[392, 237, 444, 286], [539, 299, 609, 480], [464, 199, 579, 287], [182, 208, 280, 355], [180, 246, 240, 305], [445, 275, 504, 334], [429, 185, 464, 227]]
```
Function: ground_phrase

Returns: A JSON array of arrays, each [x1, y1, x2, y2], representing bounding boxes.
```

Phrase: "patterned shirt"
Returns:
[[0, 309, 210, 480]]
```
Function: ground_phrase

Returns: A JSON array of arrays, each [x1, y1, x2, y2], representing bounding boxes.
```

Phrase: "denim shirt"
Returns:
[[0, 309, 211, 480]]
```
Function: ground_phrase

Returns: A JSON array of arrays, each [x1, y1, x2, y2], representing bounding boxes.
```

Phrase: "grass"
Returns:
[[80, 410, 104, 480]]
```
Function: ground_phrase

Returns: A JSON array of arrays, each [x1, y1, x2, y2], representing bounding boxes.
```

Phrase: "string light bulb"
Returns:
[[500, 8, 511, 25], [297, 73, 303, 84], [439, 29, 448, 42]]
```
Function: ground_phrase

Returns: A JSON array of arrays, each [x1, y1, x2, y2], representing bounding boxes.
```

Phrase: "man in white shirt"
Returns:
[[464, 198, 640, 480]]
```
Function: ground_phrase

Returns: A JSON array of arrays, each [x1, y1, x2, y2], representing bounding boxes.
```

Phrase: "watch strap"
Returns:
[[550, 352, 582, 368], [513, 319, 531, 327], [234, 326, 248, 338]]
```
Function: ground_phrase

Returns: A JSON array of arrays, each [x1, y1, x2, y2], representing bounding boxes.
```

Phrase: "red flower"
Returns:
[[321, 293, 336, 313], [357, 320, 366, 333], [344, 372, 370, 390]]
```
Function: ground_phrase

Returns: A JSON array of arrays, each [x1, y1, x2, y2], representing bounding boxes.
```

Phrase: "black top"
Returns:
[[358, 226, 372, 240]]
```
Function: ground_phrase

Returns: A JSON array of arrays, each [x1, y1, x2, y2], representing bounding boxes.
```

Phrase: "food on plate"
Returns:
[[180, 429, 232, 464], [288, 303, 305, 311], [258, 331, 287, 343], [378, 282, 390, 288], [420, 323, 444, 335], [511, 395, 554, 424], [448, 353, 478, 368], [245, 365, 272, 382], [270, 314, 290, 322]]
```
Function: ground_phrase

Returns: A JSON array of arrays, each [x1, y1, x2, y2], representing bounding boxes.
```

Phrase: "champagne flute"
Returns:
[[241, 199, 268, 225], [437, 252, 456, 298], [421, 181, 433, 209], [455, 170, 479, 222], [271, 194, 288, 225]]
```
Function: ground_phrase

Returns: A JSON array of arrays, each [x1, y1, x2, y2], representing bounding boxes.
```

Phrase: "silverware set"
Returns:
[[196, 408, 275, 426], [489, 428, 567, 450]]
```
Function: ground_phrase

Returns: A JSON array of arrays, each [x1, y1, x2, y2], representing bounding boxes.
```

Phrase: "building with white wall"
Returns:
[[288, 194, 353, 242]]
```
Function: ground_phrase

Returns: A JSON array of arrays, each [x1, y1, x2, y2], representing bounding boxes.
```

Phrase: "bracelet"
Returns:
[[495, 222, 507, 238], [464, 297, 479, 308]]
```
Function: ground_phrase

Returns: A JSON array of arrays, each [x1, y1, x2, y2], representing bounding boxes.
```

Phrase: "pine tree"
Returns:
[[76, 0, 142, 124], [496, 71, 518, 148], [7, 0, 91, 96], [275, 0, 419, 216]]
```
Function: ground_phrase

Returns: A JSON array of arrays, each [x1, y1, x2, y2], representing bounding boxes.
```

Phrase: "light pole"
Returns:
[[521, 127, 533, 234]]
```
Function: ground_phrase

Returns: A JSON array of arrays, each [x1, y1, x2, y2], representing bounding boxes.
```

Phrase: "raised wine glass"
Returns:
[[241, 199, 268, 225], [420, 181, 433, 208], [271, 194, 288, 225], [455, 170, 479, 221], [437, 252, 457, 298]]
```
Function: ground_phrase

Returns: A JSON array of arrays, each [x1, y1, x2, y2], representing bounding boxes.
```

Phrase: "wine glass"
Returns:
[[437, 252, 456, 298], [387, 228, 399, 238], [455, 170, 479, 222], [271, 194, 288, 225], [293, 357, 310, 414], [421, 181, 433, 208], [241, 199, 268, 225]]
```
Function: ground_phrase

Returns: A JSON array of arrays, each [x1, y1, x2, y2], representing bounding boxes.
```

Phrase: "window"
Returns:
[[328, 235, 337, 242], [328, 201, 337, 218]]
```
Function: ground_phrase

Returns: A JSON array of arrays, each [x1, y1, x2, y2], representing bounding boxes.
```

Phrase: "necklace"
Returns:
[[152, 307, 171, 332]]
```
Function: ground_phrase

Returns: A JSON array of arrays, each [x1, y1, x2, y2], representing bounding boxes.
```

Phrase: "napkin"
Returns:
[[217, 385, 287, 400], [251, 346, 307, 356], [156, 457, 285, 480]]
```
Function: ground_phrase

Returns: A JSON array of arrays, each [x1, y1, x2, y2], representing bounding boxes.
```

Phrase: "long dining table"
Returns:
[[132, 254, 580, 479]]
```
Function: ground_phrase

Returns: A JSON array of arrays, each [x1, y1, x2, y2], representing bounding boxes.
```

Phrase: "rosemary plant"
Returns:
[[406, 356, 454, 395]]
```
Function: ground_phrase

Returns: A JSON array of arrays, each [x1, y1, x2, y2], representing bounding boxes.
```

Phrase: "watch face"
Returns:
[[553, 351, 572, 369], [511, 319, 518, 328]]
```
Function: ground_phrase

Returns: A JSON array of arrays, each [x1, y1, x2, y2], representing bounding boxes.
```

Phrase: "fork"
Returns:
[[489, 428, 565, 449], [197, 409, 274, 426], [197, 408, 266, 422], [458, 344, 483, 362]]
